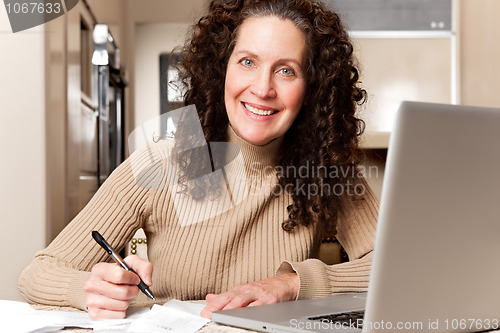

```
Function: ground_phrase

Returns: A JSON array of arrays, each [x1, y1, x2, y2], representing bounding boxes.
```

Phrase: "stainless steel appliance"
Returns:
[[92, 24, 127, 185]]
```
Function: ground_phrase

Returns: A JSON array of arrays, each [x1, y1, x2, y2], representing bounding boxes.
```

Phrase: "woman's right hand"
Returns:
[[84, 255, 153, 320]]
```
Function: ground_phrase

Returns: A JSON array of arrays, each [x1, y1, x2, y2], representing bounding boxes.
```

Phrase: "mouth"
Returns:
[[242, 102, 278, 116]]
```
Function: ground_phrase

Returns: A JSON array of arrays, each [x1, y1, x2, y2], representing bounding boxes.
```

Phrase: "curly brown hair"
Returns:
[[176, 0, 366, 233]]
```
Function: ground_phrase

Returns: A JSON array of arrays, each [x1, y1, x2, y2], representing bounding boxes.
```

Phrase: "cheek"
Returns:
[[285, 83, 307, 112], [224, 76, 238, 119], [224, 66, 245, 104]]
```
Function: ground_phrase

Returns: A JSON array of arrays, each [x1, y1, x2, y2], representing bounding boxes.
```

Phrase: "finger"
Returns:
[[222, 294, 255, 310], [87, 306, 127, 321], [123, 255, 154, 286], [200, 305, 212, 319], [200, 293, 218, 319], [247, 296, 273, 307], [248, 292, 279, 307], [86, 292, 131, 312], [200, 293, 233, 319], [97, 280, 140, 301], [85, 268, 140, 302], [92, 262, 140, 286]]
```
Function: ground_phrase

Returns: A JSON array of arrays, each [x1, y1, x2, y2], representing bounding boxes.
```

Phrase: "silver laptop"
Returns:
[[212, 101, 500, 332]]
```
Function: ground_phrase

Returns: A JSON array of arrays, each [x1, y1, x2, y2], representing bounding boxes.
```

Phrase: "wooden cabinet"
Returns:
[[355, 36, 454, 148], [347, 0, 500, 148], [458, 0, 500, 108]]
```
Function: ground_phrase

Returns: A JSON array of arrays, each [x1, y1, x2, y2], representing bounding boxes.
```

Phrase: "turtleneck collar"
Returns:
[[224, 125, 284, 180]]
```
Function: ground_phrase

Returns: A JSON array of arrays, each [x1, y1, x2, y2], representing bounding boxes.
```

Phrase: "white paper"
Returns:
[[95, 300, 209, 332], [92, 307, 150, 331], [161, 299, 207, 316], [0, 299, 209, 333], [0, 300, 93, 333], [128, 304, 209, 333]]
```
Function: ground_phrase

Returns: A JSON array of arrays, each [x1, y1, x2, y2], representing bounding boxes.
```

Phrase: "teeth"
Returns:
[[244, 103, 276, 116]]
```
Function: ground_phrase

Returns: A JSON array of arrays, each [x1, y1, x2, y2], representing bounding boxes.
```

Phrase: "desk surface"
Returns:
[[33, 303, 500, 333], [33, 303, 255, 332]]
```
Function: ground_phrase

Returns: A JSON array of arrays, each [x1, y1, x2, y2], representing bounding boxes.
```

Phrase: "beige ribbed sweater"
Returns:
[[19, 127, 378, 311]]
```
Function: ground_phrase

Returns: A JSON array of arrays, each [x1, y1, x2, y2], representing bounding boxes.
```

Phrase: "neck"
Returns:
[[224, 125, 284, 180]]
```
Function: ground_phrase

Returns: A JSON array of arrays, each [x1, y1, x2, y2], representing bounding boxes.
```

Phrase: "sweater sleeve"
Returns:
[[276, 177, 378, 299], [18, 145, 165, 310]]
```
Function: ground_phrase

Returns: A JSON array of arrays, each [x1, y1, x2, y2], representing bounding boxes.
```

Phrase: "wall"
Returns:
[[134, 23, 189, 140], [44, 7, 68, 250], [459, 0, 500, 107], [0, 8, 46, 301]]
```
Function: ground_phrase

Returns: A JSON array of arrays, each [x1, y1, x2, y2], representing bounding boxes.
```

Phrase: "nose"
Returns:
[[249, 70, 277, 99]]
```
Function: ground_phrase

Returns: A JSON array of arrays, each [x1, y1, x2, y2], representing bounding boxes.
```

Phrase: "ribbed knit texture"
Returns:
[[19, 126, 378, 310]]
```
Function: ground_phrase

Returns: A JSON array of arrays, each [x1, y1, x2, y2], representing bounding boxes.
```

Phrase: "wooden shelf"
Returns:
[[360, 131, 391, 149]]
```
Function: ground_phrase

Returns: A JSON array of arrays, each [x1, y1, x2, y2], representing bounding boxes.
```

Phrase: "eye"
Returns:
[[240, 58, 254, 67], [279, 67, 295, 76]]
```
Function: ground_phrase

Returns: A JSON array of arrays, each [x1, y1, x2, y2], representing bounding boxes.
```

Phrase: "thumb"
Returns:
[[124, 255, 154, 286]]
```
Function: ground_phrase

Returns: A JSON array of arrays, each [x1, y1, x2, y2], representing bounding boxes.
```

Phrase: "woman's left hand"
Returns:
[[200, 273, 299, 319]]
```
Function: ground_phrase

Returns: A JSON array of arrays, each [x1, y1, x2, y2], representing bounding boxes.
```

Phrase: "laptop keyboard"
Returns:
[[308, 310, 365, 329]]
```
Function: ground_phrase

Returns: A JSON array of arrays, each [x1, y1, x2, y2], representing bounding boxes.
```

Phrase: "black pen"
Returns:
[[91, 230, 156, 301]]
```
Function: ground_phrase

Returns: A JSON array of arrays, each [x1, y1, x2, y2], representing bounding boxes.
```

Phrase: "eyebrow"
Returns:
[[233, 50, 303, 68]]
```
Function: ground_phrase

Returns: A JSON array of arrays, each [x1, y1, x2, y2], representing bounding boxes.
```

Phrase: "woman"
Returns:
[[19, 0, 378, 321]]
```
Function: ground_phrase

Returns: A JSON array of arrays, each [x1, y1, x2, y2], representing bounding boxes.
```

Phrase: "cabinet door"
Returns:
[[354, 37, 452, 134]]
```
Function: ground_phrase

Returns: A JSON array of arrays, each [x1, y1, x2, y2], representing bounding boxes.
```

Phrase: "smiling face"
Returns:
[[224, 16, 308, 146]]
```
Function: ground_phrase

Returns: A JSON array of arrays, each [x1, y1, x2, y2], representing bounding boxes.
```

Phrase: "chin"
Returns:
[[239, 130, 273, 146]]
